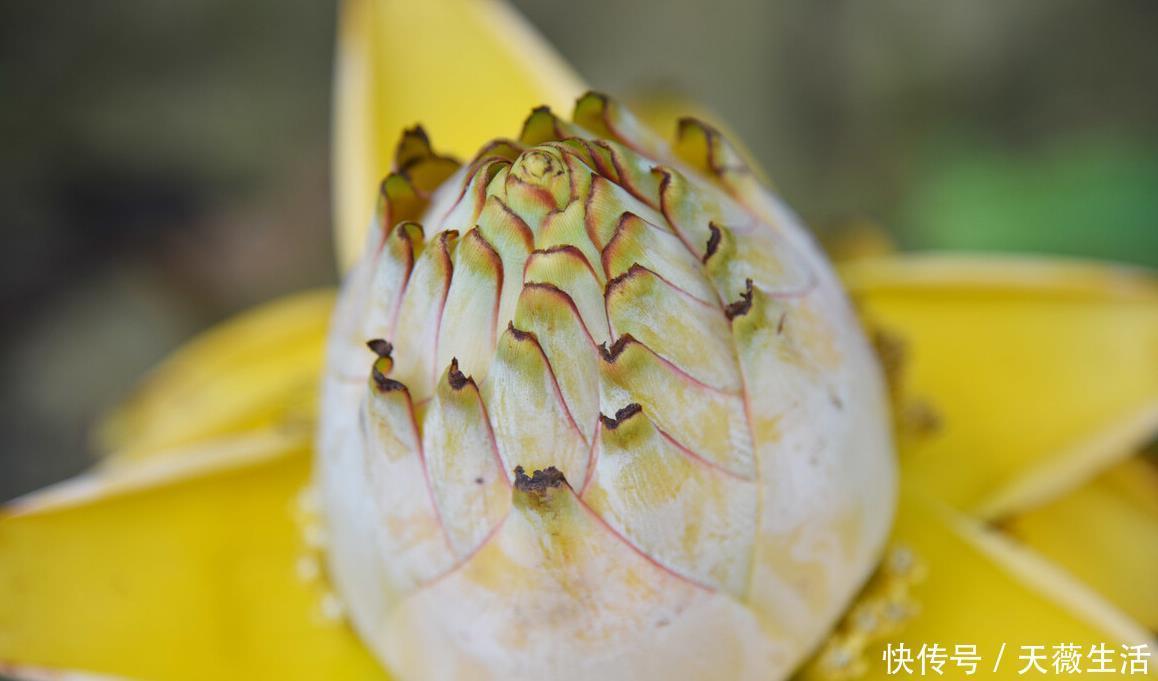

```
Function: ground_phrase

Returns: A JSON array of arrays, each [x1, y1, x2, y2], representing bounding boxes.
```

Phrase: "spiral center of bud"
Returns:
[[508, 146, 572, 218], [518, 149, 558, 182]]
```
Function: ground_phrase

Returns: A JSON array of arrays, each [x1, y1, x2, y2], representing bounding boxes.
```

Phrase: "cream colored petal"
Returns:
[[605, 264, 741, 392], [389, 231, 456, 401], [583, 404, 758, 595], [423, 362, 511, 559], [513, 283, 601, 444], [482, 324, 591, 484], [523, 244, 610, 344], [374, 475, 781, 681], [436, 228, 503, 383], [598, 336, 753, 479]]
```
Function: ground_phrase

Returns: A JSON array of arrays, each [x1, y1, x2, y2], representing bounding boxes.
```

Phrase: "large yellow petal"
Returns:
[[0, 437, 385, 681], [95, 290, 335, 463], [801, 487, 1154, 681], [333, 0, 586, 270], [843, 255, 1158, 517], [1001, 454, 1158, 631]]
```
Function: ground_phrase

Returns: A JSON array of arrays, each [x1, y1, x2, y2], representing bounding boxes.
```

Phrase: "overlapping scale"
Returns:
[[523, 245, 610, 344], [422, 361, 510, 558], [584, 173, 668, 248], [602, 212, 717, 304], [482, 324, 591, 485], [605, 264, 741, 393], [703, 221, 817, 300], [598, 335, 754, 479], [435, 228, 503, 382], [512, 283, 600, 444], [362, 221, 423, 351], [475, 194, 534, 335], [389, 230, 456, 401], [361, 378, 456, 588], [583, 404, 758, 595]]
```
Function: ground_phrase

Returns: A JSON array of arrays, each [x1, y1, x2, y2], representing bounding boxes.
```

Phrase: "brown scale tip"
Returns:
[[578, 90, 610, 105], [371, 367, 406, 393], [604, 263, 647, 299], [704, 223, 722, 263], [724, 279, 754, 320], [599, 403, 642, 430], [506, 321, 536, 343], [403, 124, 430, 144], [447, 358, 470, 390], [598, 334, 635, 362], [513, 466, 568, 494], [366, 338, 393, 358]]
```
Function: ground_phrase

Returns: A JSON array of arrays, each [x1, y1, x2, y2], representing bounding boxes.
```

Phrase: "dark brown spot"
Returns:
[[704, 223, 722, 263], [599, 403, 642, 430], [598, 334, 635, 362], [371, 367, 406, 393], [366, 338, 393, 358], [447, 358, 470, 390], [506, 321, 536, 343], [475, 477, 485, 485], [724, 279, 754, 320], [513, 466, 567, 494]]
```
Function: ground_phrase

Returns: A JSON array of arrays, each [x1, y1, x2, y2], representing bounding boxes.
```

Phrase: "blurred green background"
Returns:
[[1, 0, 1156, 500]]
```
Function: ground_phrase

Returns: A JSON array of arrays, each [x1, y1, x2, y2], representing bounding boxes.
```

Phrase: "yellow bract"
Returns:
[[0, 441, 385, 681], [96, 290, 335, 464], [844, 255, 1158, 516], [333, 0, 584, 270], [1002, 455, 1158, 631], [802, 486, 1154, 681]]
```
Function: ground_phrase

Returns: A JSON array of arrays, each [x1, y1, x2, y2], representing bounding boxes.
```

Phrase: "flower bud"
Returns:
[[319, 94, 896, 681]]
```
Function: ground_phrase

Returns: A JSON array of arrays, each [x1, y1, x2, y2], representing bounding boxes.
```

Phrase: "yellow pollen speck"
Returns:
[[319, 592, 346, 622], [296, 555, 321, 583]]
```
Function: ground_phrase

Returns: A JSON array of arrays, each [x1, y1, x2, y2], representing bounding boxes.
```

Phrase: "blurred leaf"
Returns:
[[901, 136, 1158, 267]]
